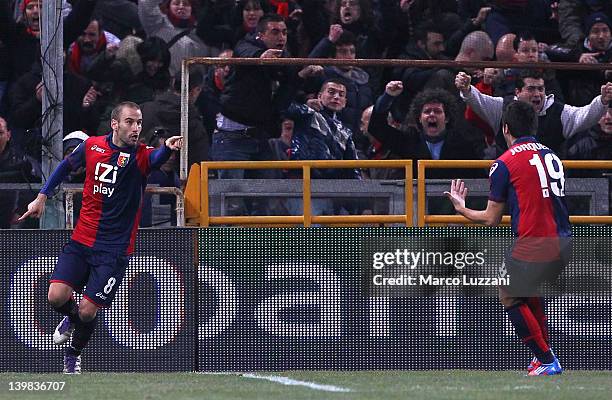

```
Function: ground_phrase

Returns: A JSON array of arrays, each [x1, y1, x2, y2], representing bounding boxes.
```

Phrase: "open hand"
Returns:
[[444, 179, 468, 211]]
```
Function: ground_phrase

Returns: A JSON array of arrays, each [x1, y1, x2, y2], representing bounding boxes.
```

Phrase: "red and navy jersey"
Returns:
[[64, 134, 168, 255], [489, 136, 571, 261]]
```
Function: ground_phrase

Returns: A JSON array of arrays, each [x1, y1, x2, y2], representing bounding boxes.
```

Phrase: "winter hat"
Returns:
[[584, 12, 612, 34]]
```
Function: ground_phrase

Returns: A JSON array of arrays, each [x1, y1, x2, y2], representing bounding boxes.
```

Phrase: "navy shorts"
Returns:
[[50, 240, 130, 308], [498, 239, 572, 308]]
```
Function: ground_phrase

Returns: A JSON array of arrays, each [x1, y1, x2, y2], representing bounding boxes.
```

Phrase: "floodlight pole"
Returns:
[[40, 0, 64, 228], [180, 60, 189, 181]]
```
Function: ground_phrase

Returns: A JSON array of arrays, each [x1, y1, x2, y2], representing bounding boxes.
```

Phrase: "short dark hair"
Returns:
[[334, 30, 356, 48], [502, 100, 538, 138], [413, 21, 444, 44], [173, 69, 203, 92], [137, 36, 171, 68], [515, 69, 545, 90], [513, 31, 536, 51], [319, 78, 347, 94], [111, 101, 140, 121], [256, 13, 285, 34], [409, 88, 457, 127]]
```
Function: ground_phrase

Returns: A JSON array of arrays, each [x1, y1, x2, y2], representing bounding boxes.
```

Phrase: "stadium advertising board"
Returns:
[[199, 227, 612, 370], [1, 227, 610, 372], [0, 229, 196, 372]]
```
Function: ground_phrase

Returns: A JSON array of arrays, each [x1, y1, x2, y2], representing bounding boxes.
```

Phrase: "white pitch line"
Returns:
[[240, 373, 352, 393]]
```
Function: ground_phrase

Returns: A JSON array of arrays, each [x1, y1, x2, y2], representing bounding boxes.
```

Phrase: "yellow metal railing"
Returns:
[[187, 160, 413, 227], [417, 160, 612, 227]]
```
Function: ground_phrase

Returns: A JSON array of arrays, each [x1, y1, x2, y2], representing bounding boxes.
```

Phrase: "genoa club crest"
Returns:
[[117, 152, 130, 168]]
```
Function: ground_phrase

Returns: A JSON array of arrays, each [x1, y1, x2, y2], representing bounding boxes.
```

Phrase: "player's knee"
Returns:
[[78, 302, 98, 322], [47, 286, 71, 308]]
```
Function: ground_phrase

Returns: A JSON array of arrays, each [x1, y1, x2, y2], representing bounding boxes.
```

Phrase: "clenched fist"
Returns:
[[455, 72, 472, 96], [385, 81, 403, 97]]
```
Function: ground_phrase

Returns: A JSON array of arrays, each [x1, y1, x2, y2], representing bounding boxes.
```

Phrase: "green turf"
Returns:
[[1, 371, 611, 400]]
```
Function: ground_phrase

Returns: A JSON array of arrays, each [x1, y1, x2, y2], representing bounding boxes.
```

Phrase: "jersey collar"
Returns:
[[106, 133, 136, 152], [511, 136, 537, 146]]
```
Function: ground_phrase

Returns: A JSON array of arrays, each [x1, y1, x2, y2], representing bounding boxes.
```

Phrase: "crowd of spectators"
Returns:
[[0, 0, 611, 224]]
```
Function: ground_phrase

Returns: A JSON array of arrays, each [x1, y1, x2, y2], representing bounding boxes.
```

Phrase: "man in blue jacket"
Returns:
[[286, 78, 360, 217]]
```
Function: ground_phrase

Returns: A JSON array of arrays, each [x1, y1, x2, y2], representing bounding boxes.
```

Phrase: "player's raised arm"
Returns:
[[444, 179, 504, 227]]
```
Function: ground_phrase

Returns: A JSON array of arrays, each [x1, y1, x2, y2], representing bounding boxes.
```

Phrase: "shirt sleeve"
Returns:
[[488, 160, 510, 203], [40, 142, 86, 197], [149, 144, 172, 170], [65, 140, 87, 169], [40, 160, 74, 197]]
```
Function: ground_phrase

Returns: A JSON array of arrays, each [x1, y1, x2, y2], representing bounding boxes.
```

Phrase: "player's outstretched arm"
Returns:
[[18, 193, 48, 221], [17, 157, 77, 221], [444, 179, 504, 227], [164, 136, 183, 151]]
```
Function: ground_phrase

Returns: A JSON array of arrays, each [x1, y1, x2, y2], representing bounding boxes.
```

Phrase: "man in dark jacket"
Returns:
[[212, 12, 296, 209], [217, 13, 295, 138], [370, 82, 485, 215], [288, 79, 360, 180], [0, 0, 97, 83], [0, 116, 35, 228], [286, 79, 360, 216], [370, 81, 483, 179], [140, 70, 209, 168]]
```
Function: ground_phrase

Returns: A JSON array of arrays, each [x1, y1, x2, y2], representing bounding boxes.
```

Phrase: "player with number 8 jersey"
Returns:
[[445, 100, 570, 376], [19, 102, 184, 374]]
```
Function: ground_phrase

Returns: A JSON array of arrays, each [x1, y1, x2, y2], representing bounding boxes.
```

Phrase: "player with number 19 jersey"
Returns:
[[488, 136, 571, 262], [65, 133, 162, 255]]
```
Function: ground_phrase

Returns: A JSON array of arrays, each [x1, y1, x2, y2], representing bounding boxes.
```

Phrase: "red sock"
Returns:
[[526, 297, 549, 345], [506, 302, 553, 363]]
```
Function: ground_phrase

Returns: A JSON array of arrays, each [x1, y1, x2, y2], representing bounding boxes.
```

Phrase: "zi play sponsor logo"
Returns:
[[93, 162, 118, 197]]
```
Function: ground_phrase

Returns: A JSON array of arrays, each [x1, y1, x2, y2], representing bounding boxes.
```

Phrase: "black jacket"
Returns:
[[369, 94, 484, 179], [8, 62, 94, 135], [220, 34, 297, 137], [196, 68, 224, 137], [0, 0, 96, 82], [140, 91, 209, 166]]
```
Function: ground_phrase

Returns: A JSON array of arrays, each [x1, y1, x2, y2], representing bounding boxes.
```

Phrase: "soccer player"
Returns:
[[19, 101, 183, 374], [445, 100, 571, 376]]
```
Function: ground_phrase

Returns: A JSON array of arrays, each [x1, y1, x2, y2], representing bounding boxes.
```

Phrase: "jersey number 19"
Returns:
[[529, 153, 565, 198]]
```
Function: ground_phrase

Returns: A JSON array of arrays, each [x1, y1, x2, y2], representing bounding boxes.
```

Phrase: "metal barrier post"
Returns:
[[201, 164, 209, 227], [303, 165, 312, 227]]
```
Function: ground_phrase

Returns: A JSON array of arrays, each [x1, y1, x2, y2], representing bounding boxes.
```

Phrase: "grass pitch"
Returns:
[[1, 371, 611, 400]]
